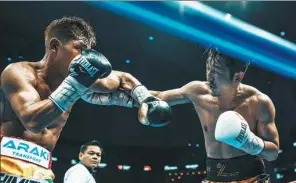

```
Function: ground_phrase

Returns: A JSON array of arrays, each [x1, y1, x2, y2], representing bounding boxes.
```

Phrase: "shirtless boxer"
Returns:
[[0, 16, 171, 183], [141, 48, 279, 183]]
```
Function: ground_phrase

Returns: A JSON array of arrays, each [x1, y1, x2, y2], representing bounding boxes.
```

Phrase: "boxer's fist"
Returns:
[[138, 97, 172, 127], [49, 49, 112, 112], [215, 111, 265, 155], [69, 49, 112, 87]]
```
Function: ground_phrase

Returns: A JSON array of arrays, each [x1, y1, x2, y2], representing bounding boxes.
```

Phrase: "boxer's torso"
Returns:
[[0, 62, 70, 152], [191, 82, 262, 159]]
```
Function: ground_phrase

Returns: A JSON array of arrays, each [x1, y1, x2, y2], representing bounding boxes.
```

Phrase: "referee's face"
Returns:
[[79, 145, 102, 169]]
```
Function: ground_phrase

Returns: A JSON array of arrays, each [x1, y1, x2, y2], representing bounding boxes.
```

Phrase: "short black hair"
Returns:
[[45, 16, 96, 47], [204, 46, 250, 78], [80, 140, 103, 153]]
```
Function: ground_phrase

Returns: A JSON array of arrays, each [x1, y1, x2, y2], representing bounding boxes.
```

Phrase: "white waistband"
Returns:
[[0, 136, 52, 169]]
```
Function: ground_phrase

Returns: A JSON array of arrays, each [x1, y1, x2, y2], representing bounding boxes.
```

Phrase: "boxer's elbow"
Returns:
[[150, 91, 162, 99], [26, 123, 44, 133], [261, 144, 279, 161], [22, 120, 44, 133], [120, 72, 141, 91], [268, 142, 280, 161], [19, 113, 45, 133]]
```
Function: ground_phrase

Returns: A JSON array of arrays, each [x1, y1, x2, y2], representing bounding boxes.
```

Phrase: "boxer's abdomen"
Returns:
[[0, 88, 25, 137], [0, 88, 64, 152], [194, 93, 257, 159]]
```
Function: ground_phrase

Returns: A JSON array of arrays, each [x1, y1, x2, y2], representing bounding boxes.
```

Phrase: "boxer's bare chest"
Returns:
[[191, 91, 258, 158], [0, 74, 70, 151]]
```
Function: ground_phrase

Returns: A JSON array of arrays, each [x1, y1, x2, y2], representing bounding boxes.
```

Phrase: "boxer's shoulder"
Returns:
[[1, 62, 38, 87], [240, 84, 263, 100], [185, 81, 208, 95], [241, 84, 273, 113], [242, 84, 270, 102]]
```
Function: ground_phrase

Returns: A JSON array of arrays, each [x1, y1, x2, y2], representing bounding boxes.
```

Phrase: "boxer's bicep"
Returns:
[[90, 71, 121, 93], [152, 81, 202, 106], [157, 88, 190, 106], [1, 66, 41, 119], [256, 96, 279, 148]]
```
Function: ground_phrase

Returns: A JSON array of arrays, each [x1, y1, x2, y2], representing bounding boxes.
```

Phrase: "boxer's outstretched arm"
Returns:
[[90, 70, 141, 93], [1, 64, 65, 133], [151, 81, 203, 106], [85, 70, 146, 107], [89, 71, 173, 127], [256, 95, 279, 161]]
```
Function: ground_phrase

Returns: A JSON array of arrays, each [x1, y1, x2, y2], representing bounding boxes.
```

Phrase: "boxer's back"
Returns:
[[191, 82, 263, 159], [0, 62, 69, 151]]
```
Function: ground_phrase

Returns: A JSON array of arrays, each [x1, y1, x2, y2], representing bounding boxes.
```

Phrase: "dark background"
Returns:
[[0, 1, 295, 183]]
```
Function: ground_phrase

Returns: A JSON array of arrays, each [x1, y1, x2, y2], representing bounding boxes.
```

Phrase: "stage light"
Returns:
[[225, 13, 231, 20], [7, 57, 12, 62], [164, 165, 178, 171], [185, 164, 199, 169], [123, 165, 131, 170], [71, 159, 77, 165], [276, 173, 284, 179], [280, 32, 285, 37], [149, 36, 154, 40], [117, 165, 131, 170], [99, 163, 107, 168], [144, 165, 152, 171], [117, 165, 123, 170], [125, 59, 131, 64]]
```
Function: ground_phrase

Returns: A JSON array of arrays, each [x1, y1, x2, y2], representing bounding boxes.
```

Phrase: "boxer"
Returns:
[[142, 47, 279, 183], [0, 16, 171, 182]]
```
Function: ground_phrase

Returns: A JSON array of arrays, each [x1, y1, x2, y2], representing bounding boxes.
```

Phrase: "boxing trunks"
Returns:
[[0, 136, 54, 183], [203, 155, 270, 183]]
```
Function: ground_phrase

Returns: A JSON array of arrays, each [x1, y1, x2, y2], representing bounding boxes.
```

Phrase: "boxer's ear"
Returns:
[[49, 38, 61, 52], [233, 71, 244, 83]]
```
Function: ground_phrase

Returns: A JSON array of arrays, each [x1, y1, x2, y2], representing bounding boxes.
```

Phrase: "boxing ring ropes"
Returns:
[[87, 1, 296, 80]]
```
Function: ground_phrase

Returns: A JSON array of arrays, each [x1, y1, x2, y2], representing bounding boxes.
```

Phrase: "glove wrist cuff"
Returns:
[[131, 85, 153, 104], [49, 76, 88, 112]]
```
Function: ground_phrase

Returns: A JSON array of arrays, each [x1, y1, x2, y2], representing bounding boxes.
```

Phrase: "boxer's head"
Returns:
[[204, 47, 250, 96], [44, 16, 96, 76], [79, 140, 102, 169]]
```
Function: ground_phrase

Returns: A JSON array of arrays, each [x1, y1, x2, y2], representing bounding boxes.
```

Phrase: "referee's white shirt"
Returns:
[[64, 163, 96, 183]]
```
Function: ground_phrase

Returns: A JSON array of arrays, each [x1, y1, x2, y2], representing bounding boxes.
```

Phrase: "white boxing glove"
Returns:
[[215, 111, 264, 155]]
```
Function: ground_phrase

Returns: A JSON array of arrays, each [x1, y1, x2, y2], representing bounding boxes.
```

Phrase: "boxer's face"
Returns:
[[59, 40, 91, 77], [206, 55, 233, 96], [49, 38, 91, 77], [79, 145, 102, 169]]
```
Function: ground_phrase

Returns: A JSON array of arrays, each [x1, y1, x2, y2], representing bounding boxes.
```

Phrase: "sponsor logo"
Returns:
[[73, 56, 99, 77], [235, 122, 247, 143], [1, 137, 51, 169]]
